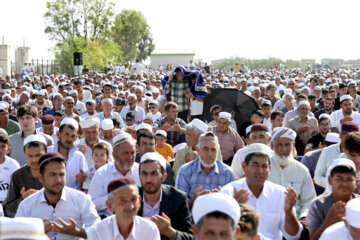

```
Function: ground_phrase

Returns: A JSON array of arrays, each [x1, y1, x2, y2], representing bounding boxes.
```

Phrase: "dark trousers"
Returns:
[[178, 110, 188, 123]]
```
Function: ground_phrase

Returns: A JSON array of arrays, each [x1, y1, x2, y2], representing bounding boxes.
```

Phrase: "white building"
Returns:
[[150, 49, 195, 69]]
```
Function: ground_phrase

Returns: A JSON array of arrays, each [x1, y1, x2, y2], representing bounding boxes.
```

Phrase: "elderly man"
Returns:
[[120, 93, 145, 123], [46, 93, 64, 116], [231, 124, 272, 179], [96, 98, 125, 128], [175, 132, 234, 208], [16, 152, 100, 240], [87, 177, 161, 240], [172, 119, 222, 178], [78, 117, 113, 168], [0, 101, 20, 135], [209, 112, 244, 165], [220, 143, 303, 240], [137, 152, 193, 240], [287, 100, 318, 155], [280, 93, 295, 114], [206, 104, 237, 131], [154, 102, 186, 147], [268, 127, 316, 220], [330, 95, 360, 131], [88, 133, 140, 218], [192, 193, 241, 240], [63, 96, 79, 119], [99, 118, 121, 144], [69, 90, 86, 115], [283, 94, 315, 126]]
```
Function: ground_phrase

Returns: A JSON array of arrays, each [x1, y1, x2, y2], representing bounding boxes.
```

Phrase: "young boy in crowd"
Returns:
[[0, 133, 20, 208], [81, 142, 109, 192], [251, 110, 264, 125], [155, 130, 174, 161]]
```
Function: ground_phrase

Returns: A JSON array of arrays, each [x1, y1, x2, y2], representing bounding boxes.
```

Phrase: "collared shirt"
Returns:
[[263, 117, 272, 130], [314, 143, 342, 187], [153, 117, 186, 147], [5, 119, 21, 135], [99, 128, 122, 144], [76, 138, 113, 169], [16, 187, 100, 240], [319, 222, 352, 240], [330, 109, 360, 131], [165, 79, 188, 112], [209, 125, 245, 161], [96, 111, 125, 129], [220, 178, 303, 240], [287, 115, 318, 145], [9, 130, 54, 166], [87, 215, 160, 240], [142, 189, 162, 218], [267, 158, 316, 218], [88, 161, 140, 216], [283, 109, 315, 127], [175, 158, 234, 199], [206, 119, 238, 132], [48, 142, 88, 190], [120, 105, 145, 122]]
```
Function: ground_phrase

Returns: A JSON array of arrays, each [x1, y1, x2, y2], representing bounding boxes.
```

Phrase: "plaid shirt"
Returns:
[[165, 79, 188, 112], [153, 117, 186, 147], [175, 158, 234, 199]]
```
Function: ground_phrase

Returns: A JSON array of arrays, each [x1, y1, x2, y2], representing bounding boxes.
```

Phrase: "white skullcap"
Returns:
[[314, 86, 322, 91], [156, 129, 167, 137], [127, 93, 137, 99], [20, 91, 30, 98], [151, 88, 160, 93], [36, 90, 45, 96], [101, 98, 113, 104], [0, 101, 9, 111], [192, 193, 241, 224], [261, 99, 271, 106], [301, 86, 309, 91], [81, 117, 100, 129], [2, 94, 11, 100], [136, 123, 153, 132], [324, 158, 356, 193], [112, 132, 133, 148], [86, 99, 95, 104], [60, 118, 79, 130], [64, 96, 74, 102], [149, 99, 158, 105], [219, 112, 231, 122], [245, 143, 272, 158], [23, 135, 47, 147], [340, 95, 353, 103], [319, 113, 331, 120], [272, 127, 296, 141], [244, 91, 252, 96], [298, 101, 310, 108], [0, 128, 8, 136], [101, 119, 114, 130], [190, 119, 209, 133], [69, 89, 78, 95], [140, 152, 167, 170], [103, 81, 112, 87], [283, 88, 292, 94], [246, 125, 252, 135], [346, 198, 360, 228], [0, 217, 47, 240], [325, 132, 341, 143], [173, 142, 187, 154]]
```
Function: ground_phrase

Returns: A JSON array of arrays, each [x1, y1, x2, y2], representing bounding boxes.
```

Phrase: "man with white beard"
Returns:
[[268, 127, 316, 220]]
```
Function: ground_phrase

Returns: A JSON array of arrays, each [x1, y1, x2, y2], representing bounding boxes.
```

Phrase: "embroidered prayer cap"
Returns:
[[140, 152, 166, 169], [325, 132, 341, 143], [245, 143, 272, 158], [192, 193, 241, 224], [298, 101, 310, 108], [103, 82, 112, 87], [127, 93, 137, 99], [272, 127, 296, 141], [23, 135, 47, 147], [41, 114, 54, 125], [60, 118, 79, 130], [101, 119, 114, 131], [341, 121, 359, 134], [283, 88, 292, 94], [250, 124, 269, 133], [190, 119, 209, 133], [261, 100, 271, 107], [0, 217, 48, 240], [135, 123, 153, 132], [81, 117, 100, 129], [346, 198, 360, 228], [38, 152, 65, 169], [151, 88, 160, 94], [340, 95, 353, 103], [156, 129, 167, 138], [112, 132, 133, 148], [219, 112, 231, 122], [347, 80, 356, 88], [107, 177, 137, 194]]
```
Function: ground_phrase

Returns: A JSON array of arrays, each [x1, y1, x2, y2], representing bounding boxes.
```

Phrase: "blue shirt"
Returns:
[[96, 112, 125, 129], [45, 107, 64, 116], [154, 117, 186, 147], [175, 158, 235, 199]]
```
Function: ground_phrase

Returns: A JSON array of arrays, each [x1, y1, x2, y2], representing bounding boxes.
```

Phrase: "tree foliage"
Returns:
[[213, 57, 304, 70], [112, 10, 155, 63]]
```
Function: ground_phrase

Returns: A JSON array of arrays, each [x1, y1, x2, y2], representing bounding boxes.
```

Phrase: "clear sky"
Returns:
[[2, 0, 360, 63]]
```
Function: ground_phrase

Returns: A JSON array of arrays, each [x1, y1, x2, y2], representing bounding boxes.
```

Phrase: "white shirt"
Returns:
[[319, 221, 352, 240], [16, 187, 100, 240], [75, 101, 86, 115], [314, 143, 341, 187], [76, 138, 113, 169], [88, 161, 140, 216], [120, 105, 145, 122], [189, 98, 204, 116], [220, 178, 303, 240], [80, 111, 98, 120], [263, 117, 272, 130], [87, 215, 160, 240], [130, 63, 145, 76], [0, 156, 20, 201], [48, 143, 88, 190], [330, 109, 360, 131], [267, 158, 316, 218], [38, 127, 59, 145], [146, 112, 161, 122]]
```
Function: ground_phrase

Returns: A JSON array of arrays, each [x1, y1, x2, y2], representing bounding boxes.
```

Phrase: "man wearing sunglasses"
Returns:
[[206, 105, 237, 132]]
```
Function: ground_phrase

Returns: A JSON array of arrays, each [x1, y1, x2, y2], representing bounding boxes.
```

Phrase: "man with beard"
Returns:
[[48, 118, 88, 190], [267, 127, 316, 220], [80, 99, 97, 120], [138, 152, 193, 240], [88, 132, 140, 218], [120, 93, 145, 123], [175, 131, 234, 208], [16, 152, 100, 240], [87, 177, 160, 240], [304, 113, 331, 153], [314, 97, 334, 120], [330, 95, 360, 132]]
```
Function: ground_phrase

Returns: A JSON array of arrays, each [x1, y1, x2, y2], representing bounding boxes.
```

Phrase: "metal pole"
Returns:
[[42, 59, 44, 75]]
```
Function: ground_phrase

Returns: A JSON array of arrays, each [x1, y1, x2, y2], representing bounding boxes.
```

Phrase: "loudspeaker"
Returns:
[[73, 52, 83, 66]]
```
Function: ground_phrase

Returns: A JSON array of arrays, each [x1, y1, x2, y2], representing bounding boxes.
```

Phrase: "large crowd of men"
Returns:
[[1, 62, 360, 240]]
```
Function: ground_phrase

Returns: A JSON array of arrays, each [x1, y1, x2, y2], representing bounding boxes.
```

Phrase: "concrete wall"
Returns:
[[150, 55, 194, 69], [0, 45, 11, 78], [15, 47, 30, 74]]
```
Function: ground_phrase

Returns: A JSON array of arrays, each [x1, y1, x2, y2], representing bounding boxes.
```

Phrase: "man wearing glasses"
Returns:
[[206, 105, 237, 132]]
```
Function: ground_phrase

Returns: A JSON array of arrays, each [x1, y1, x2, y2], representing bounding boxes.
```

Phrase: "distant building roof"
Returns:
[[151, 49, 195, 56]]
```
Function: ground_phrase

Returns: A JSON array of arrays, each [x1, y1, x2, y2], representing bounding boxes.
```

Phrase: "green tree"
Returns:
[[213, 57, 304, 70], [113, 10, 155, 63]]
